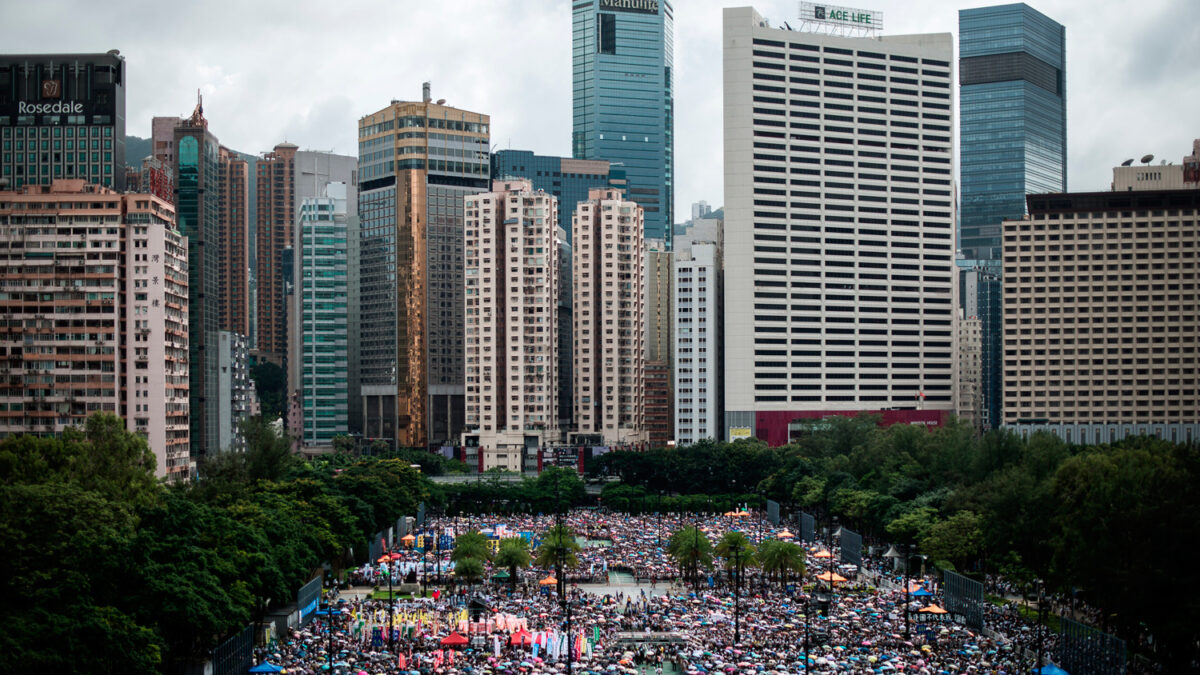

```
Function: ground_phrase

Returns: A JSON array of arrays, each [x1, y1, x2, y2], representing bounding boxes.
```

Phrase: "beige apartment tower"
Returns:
[[462, 180, 560, 470], [573, 188, 648, 447], [1002, 186, 1200, 444], [0, 180, 191, 479]]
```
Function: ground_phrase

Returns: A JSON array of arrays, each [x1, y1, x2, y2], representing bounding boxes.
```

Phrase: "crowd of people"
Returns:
[[252, 511, 1065, 674]]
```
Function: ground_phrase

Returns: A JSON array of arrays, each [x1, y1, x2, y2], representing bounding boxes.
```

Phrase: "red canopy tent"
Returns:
[[440, 632, 469, 647], [510, 629, 534, 647]]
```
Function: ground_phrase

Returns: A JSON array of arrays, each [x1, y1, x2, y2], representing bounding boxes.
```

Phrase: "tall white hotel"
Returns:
[[722, 6, 957, 445]]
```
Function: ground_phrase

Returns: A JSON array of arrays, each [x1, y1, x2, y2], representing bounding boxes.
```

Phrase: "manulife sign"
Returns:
[[799, 2, 884, 31]]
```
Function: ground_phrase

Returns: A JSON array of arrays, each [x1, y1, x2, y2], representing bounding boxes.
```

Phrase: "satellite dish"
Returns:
[[1121, 159, 1134, 167], [436, 98, 446, 105], [1141, 154, 1155, 164]]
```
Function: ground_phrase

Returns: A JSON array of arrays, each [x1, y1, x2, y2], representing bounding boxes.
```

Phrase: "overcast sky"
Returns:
[[4, 0, 1198, 217]]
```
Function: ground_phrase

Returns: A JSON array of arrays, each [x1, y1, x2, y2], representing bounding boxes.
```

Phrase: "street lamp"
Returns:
[[1035, 579, 1046, 672], [730, 541, 742, 646], [387, 562, 395, 651]]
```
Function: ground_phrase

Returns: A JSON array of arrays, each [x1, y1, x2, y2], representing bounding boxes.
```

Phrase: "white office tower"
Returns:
[[722, 6, 957, 445], [463, 180, 560, 471], [674, 217, 724, 444]]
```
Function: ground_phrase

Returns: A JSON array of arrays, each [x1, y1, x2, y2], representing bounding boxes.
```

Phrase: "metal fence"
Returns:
[[799, 512, 815, 542], [942, 570, 984, 630], [766, 499, 781, 526], [839, 528, 862, 567], [211, 624, 253, 675], [1060, 617, 1126, 675], [297, 576, 322, 627]]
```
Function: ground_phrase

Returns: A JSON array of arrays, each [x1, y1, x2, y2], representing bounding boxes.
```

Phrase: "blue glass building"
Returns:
[[959, 3, 1066, 430], [490, 149, 621, 243], [572, 0, 673, 245], [960, 3, 1066, 260]]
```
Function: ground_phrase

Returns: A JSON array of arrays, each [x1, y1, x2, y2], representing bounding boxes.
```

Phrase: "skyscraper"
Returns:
[[674, 217, 723, 445], [645, 241, 673, 448], [0, 52, 126, 190], [490, 149, 617, 243], [572, 0, 674, 244], [0, 180, 190, 479], [573, 188, 647, 447], [169, 101, 250, 457], [358, 85, 489, 450], [463, 180, 560, 471], [959, 3, 1066, 430], [722, 6, 956, 445], [291, 182, 351, 446]]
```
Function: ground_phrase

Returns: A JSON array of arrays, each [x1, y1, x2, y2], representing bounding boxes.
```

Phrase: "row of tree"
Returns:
[[666, 527, 806, 592], [0, 414, 429, 674], [590, 417, 1200, 670]]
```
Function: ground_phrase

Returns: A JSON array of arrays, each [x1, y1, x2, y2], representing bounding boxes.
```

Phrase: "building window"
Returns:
[[599, 13, 617, 55]]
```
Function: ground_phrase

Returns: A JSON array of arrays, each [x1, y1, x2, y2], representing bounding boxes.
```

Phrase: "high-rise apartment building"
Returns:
[[358, 85, 489, 450], [955, 310, 983, 433], [218, 330, 251, 453], [646, 241, 673, 448], [572, 0, 674, 243], [1002, 184, 1200, 444], [462, 180, 560, 470], [573, 188, 647, 446], [0, 180, 190, 479], [722, 7, 956, 446], [557, 226, 574, 429], [169, 101, 250, 457], [674, 217, 723, 445], [291, 183, 350, 446], [959, 3, 1066, 431], [0, 52, 126, 190]]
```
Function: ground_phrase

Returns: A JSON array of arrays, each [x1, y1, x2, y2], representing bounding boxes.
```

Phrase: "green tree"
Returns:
[[715, 530, 757, 585], [535, 524, 580, 596], [919, 510, 982, 571], [667, 525, 713, 590], [493, 537, 532, 590], [454, 557, 485, 590], [452, 530, 492, 564], [757, 539, 806, 590]]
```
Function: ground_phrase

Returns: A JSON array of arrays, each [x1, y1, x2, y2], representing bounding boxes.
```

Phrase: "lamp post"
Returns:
[[1035, 579, 1045, 673], [731, 541, 742, 646], [387, 563, 395, 651], [903, 543, 911, 639]]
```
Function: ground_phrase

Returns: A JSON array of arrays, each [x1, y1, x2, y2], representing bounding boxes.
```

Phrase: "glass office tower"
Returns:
[[959, 3, 1065, 430], [572, 0, 673, 245]]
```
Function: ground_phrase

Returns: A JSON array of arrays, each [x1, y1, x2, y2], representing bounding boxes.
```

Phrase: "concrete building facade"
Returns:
[[674, 217, 723, 445], [722, 7, 957, 445], [0, 180, 190, 478], [0, 52, 127, 190], [218, 330, 251, 453], [358, 85, 490, 449], [646, 241, 673, 447], [1003, 187, 1200, 444], [573, 188, 647, 446], [462, 180, 560, 470]]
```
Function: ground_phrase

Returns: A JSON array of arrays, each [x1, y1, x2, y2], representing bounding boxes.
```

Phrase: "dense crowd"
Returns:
[[253, 511, 1062, 674]]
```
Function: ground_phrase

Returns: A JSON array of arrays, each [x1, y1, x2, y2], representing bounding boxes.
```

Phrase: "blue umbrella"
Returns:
[[249, 664, 283, 674], [911, 589, 933, 597], [1035, 666, 1069, 675]]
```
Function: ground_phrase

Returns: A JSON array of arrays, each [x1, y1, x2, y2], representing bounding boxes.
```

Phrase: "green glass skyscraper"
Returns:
[[572, 0, 673, 245]]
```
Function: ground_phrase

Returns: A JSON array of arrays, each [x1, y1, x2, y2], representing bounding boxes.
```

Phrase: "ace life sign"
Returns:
[[800, 2, 883, 31]]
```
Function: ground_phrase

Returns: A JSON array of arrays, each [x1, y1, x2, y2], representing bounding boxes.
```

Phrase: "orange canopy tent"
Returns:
[[815, 571, 848, 583], [777, 530, 795, 539], [919, 604, 948, 614], [401, 533, 417, 548], [538, 576, 558, 586], [813, 550, 833, 559]]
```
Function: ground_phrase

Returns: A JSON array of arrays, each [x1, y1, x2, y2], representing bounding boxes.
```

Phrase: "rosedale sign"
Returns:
[[17, 101, 85, 115], [799, 2, 884, 30]]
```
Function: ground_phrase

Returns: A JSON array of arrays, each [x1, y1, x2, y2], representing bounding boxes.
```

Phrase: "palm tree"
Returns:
[[535, 524, 580, 597], [451, 530, 491, 565], [757, 540, 806, 591], [493, 537, 531, 591], [667, 526, 713, 590], [716, 531, 757, 587], [455, 556, 485, 593]]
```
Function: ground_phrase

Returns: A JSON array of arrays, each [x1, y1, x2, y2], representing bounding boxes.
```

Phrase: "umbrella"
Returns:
[[539, 576, 558, 586], [813, 550, 833, 559], [1035, 666, 1069, 675], [815, 572, 848, 583], [910, 589, 934, 597], [249, 664, 284, 674], [777, 531, 795, 539], [918, 605, 947, 614]]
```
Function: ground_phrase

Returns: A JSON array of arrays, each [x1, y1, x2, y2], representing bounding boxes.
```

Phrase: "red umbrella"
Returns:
[[440, 632, 469, 647]]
